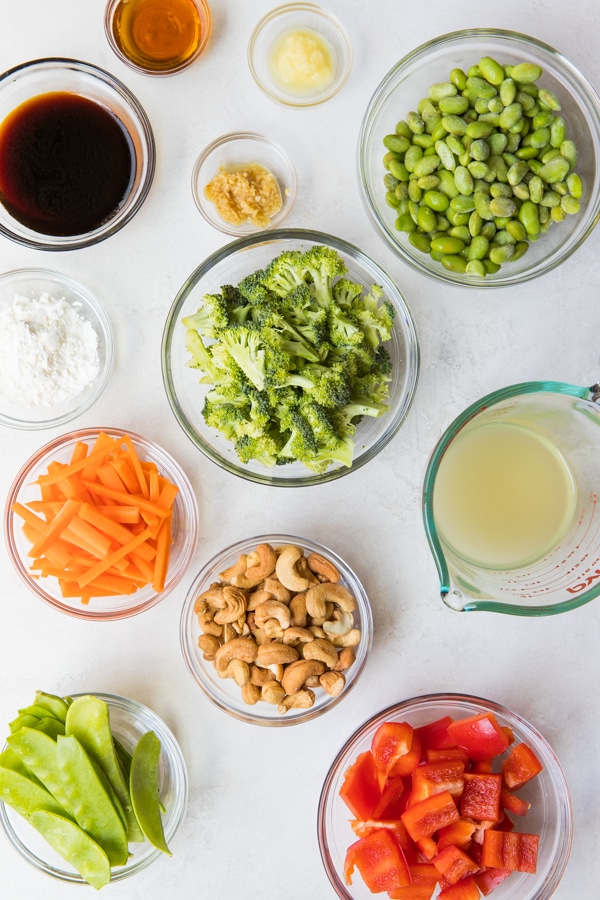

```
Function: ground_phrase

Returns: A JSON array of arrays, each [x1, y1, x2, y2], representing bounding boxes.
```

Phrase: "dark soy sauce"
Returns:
[[0, 91, 135, 236]]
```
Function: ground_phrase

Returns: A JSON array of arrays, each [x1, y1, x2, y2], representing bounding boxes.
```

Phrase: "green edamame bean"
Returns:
[[383, 134, 410, 154], [479, 56, 505, 85], [489, 243, 515, 264], [494, 228, 516, 246], [511, 240, 530, 261], [486, 132, 507, 156], [441, 254, 468, 273], [466, 259, 487, 277], [481, 221, 497, 240], [541, 146, 561, 164], [454, 166, 474, 195], [417, 174, 440, 190], [533, 110, 554, 128], [470, 138, 490, 161], [466, 76, 498, 99], [528, 175, 544, 204], [383, 173, 399, 191], [525, 127, 551, 149], [130, 731, 171, 856], [551, 205, 567, 222], [29, 810, 111, 891], [404, 144, 423, 172], [561, 139, 578, 167], [450, 194, 476, 213], [561, 195, 581, 214], [442, 115, 468, 136], [435, 140, 457, 171], [407, 111, 425, 134], [423, 190, 450, 211], [450, 225, 471, 242], [386, 191, 400, 208], [395, 213, 416, 233], [413, 133, 434, 149], [466, 120, 494, 139], [539, 155, 570, 183], [437, 169, 460, 197], [499, 77, 517, 106], [414, 154, 441, 177], [439, 95, 470, 115], [431, 121, 449, 142], [474, 97, 491, 115], [540, 190, 561, 207], [468, 160, 491, 180], [468, 210, 483, 237], [490, 182, 513, 200], [499, 102, 523, 129], [468, 235, 489, 260], [428, 82, 457, 103], [489, 196, 517, 217], [538, 87, 561, 110], [505, 132, 521, 153], [450, 67, 467, 90], [539, 205, 550, 224], [510, 63, 542, 84], [516, 90, 537, 114], [474, 191, 493, 220], [513, 183, 530, 201], [566, 172, 583, 199], [488, 97, 504, 115], [409, 232, 431, 253], [550, 115, 566, 148], [519, 200, 540, 236], [389, 159, 410, 182], [417, 205, 437, 231], [430, 235, 465, 255], [418, 98, 439, 121], [506, 219, 526, 241], [507, 160, 529, 185], [395, 120, 412, 139]]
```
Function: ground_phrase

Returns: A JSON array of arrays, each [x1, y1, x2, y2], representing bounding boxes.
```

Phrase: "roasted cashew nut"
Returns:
[[238, 543, 277, 587], [305, 583, 356, 618], [261, 681, 286, 705], [320, 671, 345, 697], [218, 554, 248, 584], [275, 546, 311, 593], [195, 601, 223, 637], [256, 642, 299, 667], [278, 689, 315, 714], [281, 659, 325, 695], [329, 628, 361, 648], [306, 552, 340, 583], [219, 658, 250, 686], [197, 634, 221, 660], [303, 638, 339, 669], [261, 577, 292, 604], [254, 600, 291, 630], [214, 637, 258, 675], [214, 586, 247, 625], [323, 609, 354, 638]]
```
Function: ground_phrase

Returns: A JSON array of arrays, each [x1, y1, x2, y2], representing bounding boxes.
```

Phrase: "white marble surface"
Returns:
[[1, 1, 600, 898]]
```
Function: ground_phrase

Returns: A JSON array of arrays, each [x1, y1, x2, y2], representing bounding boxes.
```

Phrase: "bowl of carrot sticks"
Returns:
[[4, 427, 199, 619]]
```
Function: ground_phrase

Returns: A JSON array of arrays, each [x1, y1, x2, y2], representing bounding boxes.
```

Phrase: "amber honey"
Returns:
[[109, 0, 208, 73]]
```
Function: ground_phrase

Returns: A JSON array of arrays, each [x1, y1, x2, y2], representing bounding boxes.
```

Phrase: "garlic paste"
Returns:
[[268, 27, 335, 96]]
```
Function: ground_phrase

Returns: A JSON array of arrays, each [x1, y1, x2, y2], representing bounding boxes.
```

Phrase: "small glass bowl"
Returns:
[[318, 693, 573, 900], [248, 3, 353, 107], [191, 131, 298, 235], [359, 28, 600, 287], [161, 229, 420, 487], [0, 692, 188, 885], [0, 58, 155, 250], [0, 269, 114, 430], [180, 533, 373, 726], [4, 427, 199, 620], [104, 0, 212, 76]]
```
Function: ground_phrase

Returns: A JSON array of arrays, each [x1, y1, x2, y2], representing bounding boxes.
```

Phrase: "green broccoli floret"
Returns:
[[332, 277, 364, 308], [351, 284, 396, 348], [182, 292, 229, 338], [328, 303, 364, 347], [303, 435, 356, 473], [219, 326, 267, 391], [237, 269, 274, 306], [374, 344, 393, 376], [277, 408, 318, 462], [202, 396, 252, 441], [284, 363, 352, 409], [262, 250, 308, 298], [235, 431, 283, 467], [221, 284, 252, 324], [300, 245, 347, 307], [338, 396, 391, 425]]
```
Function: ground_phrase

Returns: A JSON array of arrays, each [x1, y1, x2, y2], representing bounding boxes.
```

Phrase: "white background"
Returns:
[[1, 1, 599, 898]]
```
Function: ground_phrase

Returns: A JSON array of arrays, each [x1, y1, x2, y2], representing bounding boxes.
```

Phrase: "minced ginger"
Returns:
[[204, 163, 282, 227]]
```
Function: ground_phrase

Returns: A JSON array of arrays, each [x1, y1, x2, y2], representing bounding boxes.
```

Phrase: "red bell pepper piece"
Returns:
[[415, 715, 455, 750], [408, 759, 465, 806], [344, 828, 411, 892], [437, 875, 481, 899], [415, 835, 438, 861], [481, 830, 539, 873], [371, 721, 414, 777], [474, 865, 512, 895], [501, 787, 531, 817], [470, 758, 493, 774], [502, 742, 543, 791], [432, 844, 482, 885], [447, 713, 509, 761], [437, 819, 477, 852], [339, 750, 381, 820], [350, 817, 411, 852], [460, 773, 502, 822], [427, 746, 470, 765], [372, 774, 409, 819], [388, 863, 439, 899], [390, 733, 423, 778], [401, 790, 460, 841]]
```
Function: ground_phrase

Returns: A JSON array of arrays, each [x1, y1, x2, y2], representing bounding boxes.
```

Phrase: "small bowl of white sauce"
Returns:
[[248, 3, 353, 107], [0, 269, 114, 430]]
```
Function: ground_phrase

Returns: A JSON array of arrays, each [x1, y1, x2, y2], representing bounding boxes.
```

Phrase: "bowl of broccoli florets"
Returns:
[[161, 229, 420, 486]]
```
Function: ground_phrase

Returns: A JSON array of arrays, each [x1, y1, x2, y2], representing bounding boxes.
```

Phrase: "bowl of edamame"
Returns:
[[359, 28, 600, 287]]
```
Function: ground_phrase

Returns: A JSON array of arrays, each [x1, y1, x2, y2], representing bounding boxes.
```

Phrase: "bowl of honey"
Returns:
[[105, 0, 212, 76], [0, 58, 155, 251]]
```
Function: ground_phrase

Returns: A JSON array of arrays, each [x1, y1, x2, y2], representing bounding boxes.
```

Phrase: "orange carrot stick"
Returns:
[[76, 527, 153, 588], [27, 499, 82, 558], [81, 482, 170, 517], [152, 517, 173, 593]]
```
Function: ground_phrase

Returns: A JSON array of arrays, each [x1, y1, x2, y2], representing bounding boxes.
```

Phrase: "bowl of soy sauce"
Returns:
[[0, 58, 155, 250]]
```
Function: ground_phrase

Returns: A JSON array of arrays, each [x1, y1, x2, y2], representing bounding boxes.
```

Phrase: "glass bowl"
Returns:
[[0, 691, 188, 885], [248, 3, 353, 107], [161, 228, 420, 487], [191, 131, 298, 235], [0, 269, 114, 430], [4, 427, 199, 620], [180, 533, 373, 726], [318, 693, 573, 899], [359, 28, 600, 287], [104, 0, 212, 76], [0, 58, 155, 250]]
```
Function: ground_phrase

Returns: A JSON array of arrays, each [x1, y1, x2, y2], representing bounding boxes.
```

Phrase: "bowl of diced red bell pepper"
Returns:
[[317, 693, 572, 900]]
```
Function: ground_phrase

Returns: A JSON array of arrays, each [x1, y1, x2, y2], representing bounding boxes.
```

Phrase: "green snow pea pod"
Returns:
[[130, 731, 170, 856], [510, 63, 542, 84], [29, 810, 111, 891], [7, 727, 73, 814], [0, 765, 66, 818], [9, 714, 39, 733], [66, 695, 143, 843], [33, 691, 70, 722], [57, 734, 129, 867], [0, 747, 33, 780], [17, 704, 60, 721], [34, 716, 66, 739]]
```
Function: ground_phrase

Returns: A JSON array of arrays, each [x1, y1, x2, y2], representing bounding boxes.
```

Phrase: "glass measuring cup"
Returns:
[[423, 381, 600, 616]]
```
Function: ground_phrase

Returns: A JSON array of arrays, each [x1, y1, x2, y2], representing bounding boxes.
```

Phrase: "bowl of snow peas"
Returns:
[[359, 28, 600, 287], [0, 691, 188, 888]]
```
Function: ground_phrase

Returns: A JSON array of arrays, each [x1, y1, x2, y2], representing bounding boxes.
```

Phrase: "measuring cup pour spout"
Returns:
[[422, 380, 600, 617]]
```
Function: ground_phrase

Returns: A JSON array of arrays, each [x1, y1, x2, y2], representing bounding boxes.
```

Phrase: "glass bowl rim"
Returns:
[[190, 130, 298, 235], [179, 531, 374, 726], [161, 227, 420, 487], [318, 691, 574, 900], [0, 56, 156, 250], [103, 0, 213, 77], [0, 266, 115, 430], [0, 690, 188, 884], [247, 1, 354, 108], [358, 26, 600, 288], [3, 425, 199, 620]]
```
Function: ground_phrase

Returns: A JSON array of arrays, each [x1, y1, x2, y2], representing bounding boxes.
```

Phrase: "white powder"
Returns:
[[0, 292, 100, 408]]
